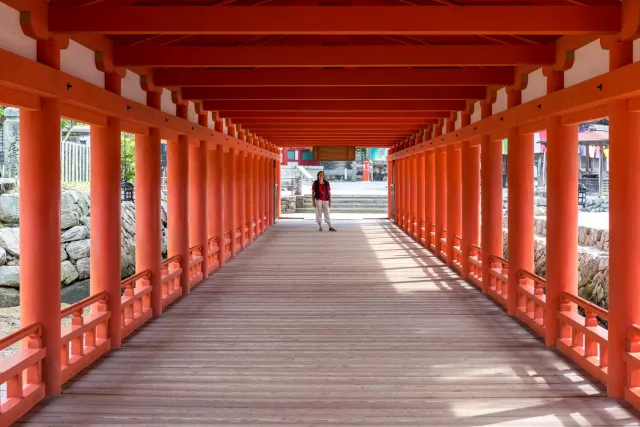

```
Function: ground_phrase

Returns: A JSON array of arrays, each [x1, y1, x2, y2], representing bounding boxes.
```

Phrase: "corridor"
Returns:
[[18, 221, 639, 426]]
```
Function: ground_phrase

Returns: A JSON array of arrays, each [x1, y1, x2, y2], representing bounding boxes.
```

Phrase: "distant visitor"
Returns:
[[312, 171, 337, 232]]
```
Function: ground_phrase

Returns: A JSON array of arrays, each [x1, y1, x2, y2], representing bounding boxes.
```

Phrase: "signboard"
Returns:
[[312, 146, 356, 161]]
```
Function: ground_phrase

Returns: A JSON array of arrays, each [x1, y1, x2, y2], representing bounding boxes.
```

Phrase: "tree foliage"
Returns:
[[121, 133, 135, 183]]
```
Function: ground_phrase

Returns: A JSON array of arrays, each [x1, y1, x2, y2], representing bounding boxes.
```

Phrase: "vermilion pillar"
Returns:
[[387, 151, 394, 220], [507, 89, 534, 316], [607, 40, 640, 398], [20, 40, 62, 394], [425, 150, 435, 250], [90, 72, 122, 350], [405, 153, 411, 234], [226, 148, 237, 255], [446, 141, 461, 267], [282, 147, 289, 165], [207, 142, 216, 244], [246, 151, 254, 244], [396, 157, 403, 225], [169, 106, 190, 295], [262, 154, 268, 230], [238, 152, 247, 249], [270, 153, 275, 225], [190, 114, 208, 273], [417, 151, 425, 243], [480, 101, 501, 294], [434, 147, 447, 258], [253, 150, 261, 236], [136, 126, 162, 315], [276, 148, 281, 220], [410, 150, 417, 238], [214, 142, 227, 267], [545, 70, 578, 347], [213, 120, 226, 266], [461, 112, 480, 278]]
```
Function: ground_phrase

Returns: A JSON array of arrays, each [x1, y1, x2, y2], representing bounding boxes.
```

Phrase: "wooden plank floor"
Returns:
[[18, 220, 640, 426]]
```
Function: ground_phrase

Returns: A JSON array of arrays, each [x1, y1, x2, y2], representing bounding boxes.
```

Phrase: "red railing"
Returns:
[[161, 255, 183, 309], [625, 325, 640, 410], [0, 323, 45, 427], [207, 237, 220, 275], [439, 229, 447, 261], [452, 235, 462, 273], [60, 292, 110, 384], [488, 255, 509, 308], [234, 225, 242, 253], [244, 221, 251, 244], [516, 269, 546, 339], [412, 217, 419, 240], [467, 244, 482, 289], [420, 220, 426, 246], [188, 245, 204, 289], [556, 291, 608, 384], [428, 224, 436, 251], [120, 270, 152, 339], [223, 230, 232, 261]]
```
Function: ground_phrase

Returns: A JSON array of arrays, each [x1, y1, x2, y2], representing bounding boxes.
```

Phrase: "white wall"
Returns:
[[565, 40, 609, 88], [522, 68, 546, 103], [188, 102, 198, 124], [122, 70, 147, 105], [161, 88, 176, 116], [0, 2, 36, 60], [492, 88, 507, 115], [61, 40, 104, 89], [471, 101, 481, 123]]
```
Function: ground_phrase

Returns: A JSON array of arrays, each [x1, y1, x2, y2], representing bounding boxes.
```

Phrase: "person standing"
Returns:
[[312, 171, 337, 232]]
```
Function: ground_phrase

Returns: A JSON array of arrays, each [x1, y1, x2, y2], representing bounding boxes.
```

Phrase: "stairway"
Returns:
[[296, 194, 388, 214]]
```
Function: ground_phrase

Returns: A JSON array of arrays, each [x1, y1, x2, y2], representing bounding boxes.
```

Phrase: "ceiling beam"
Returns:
[[234, 118, 439, 125], [242, 124, 424, 129], [181, 86, 486, 101], [205, 100, 465, 111], [49, 6, 621, 35], [219, 111, 450, 119], [154, 68, 515, 88], [275, 142, 392, 147], [113, 45, 555, 68]]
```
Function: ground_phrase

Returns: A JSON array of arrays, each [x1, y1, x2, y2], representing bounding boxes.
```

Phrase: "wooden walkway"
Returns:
[[18, 220, 640, 426]]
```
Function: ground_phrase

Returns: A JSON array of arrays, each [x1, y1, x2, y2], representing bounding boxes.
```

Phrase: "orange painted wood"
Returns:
[[204, 100, 466, 112], [14, 220, 640, 426], [155, 68, 515, 88], [49, 6, 621, 35], [221, 111, 450, 119], [19, 52, 62, 394], [182, 86, 487, 101], [0, 47, 277, 161], [390, 58, 640, 159], [113, 45, 556, 68]]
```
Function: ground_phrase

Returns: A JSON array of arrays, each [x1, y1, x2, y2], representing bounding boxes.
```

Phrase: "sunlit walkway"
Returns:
[[18, 220, 638, 426]]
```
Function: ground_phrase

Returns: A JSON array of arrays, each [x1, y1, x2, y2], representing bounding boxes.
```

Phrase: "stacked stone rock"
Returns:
[[501, 211, 609, 315], [0, 189, 169, 307]]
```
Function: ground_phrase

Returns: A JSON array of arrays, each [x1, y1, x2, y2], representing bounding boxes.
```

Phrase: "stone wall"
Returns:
[[500, 214, 609, 312], [0, 189, 168, 307]]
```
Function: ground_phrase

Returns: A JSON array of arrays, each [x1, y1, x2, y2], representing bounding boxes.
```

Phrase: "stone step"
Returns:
[[296, 208, 388, 213]]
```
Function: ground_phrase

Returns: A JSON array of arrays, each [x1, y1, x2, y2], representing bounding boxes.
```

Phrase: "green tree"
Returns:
[[60, 118, 78, 143], [0, 105, 5, 118], [121, 133, 135, 183]]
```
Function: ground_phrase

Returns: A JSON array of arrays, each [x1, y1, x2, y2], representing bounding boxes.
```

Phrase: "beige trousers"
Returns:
[[315, 200, 332, 227]]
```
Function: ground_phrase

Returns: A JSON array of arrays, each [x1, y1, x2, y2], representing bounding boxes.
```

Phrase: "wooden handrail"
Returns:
[[60, 291, 108, 319], [469, 243, 481, 252], [518, 269, 546, 288], [189, 244, 203, 254], [0, 322, 41, 350], [489, 254, 508, 265], [561, 291, 608, 320], [120, 270, 151, 289], [162, 254, 181, 267]]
